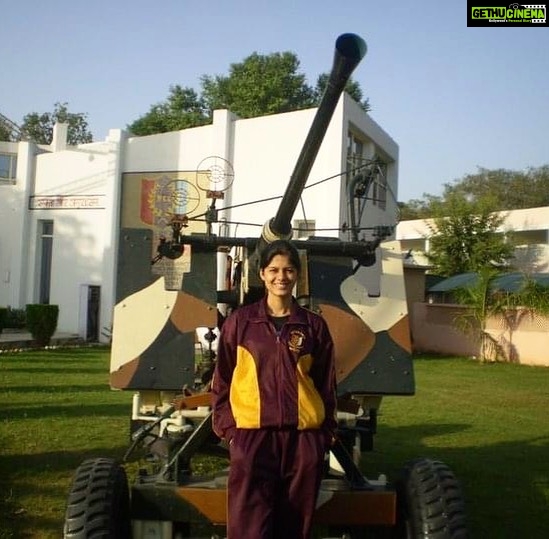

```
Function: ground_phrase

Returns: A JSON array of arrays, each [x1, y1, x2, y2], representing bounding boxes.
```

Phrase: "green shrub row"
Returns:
[[0, 304, 59, 345], [3, 306, 27, 329], [25, 304, 59, 346], [0, 307, 6, 335]]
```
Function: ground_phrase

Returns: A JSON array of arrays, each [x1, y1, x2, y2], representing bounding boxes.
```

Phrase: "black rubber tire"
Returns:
[[63, 457, 131, 538], [395, 458, 468, 539]]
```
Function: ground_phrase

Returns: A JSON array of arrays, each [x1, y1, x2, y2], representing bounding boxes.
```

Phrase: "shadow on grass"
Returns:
[[2, 418, 548, 538], [0, 445, 130, 477], [0, 402, 131, 421], [0, 444, 129, 538], [364, 423, 549, 539], [3, 366, 108, 374], [4, 384, 113, 394]]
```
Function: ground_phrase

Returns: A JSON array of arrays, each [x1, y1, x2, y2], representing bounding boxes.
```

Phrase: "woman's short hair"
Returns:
[[259, 239, 301, 272]]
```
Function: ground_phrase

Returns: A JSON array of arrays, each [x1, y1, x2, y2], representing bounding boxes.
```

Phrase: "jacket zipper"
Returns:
[[275, 323, 283, 428]]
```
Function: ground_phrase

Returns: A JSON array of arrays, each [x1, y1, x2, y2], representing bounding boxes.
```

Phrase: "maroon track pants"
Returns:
[[227, 428, 325, 539]]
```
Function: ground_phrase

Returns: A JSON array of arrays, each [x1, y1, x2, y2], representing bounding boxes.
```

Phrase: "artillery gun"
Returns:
[[63, 33, 468, 538]]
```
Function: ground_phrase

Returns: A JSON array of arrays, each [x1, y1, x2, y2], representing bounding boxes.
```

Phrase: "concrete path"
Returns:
[[0, 330, 84, 350]]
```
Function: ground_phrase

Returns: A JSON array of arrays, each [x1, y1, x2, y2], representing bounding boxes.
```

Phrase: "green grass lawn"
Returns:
[[1, 349, 548, 538], [366, 357, 549, 538], [0, 347, 132, 539]]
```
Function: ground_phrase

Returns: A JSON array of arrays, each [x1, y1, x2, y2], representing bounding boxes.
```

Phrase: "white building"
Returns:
[[0, 94, 400, 341], [397, 206, 549, 272]]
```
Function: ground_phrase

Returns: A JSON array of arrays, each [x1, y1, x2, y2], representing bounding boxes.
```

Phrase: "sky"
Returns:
[[2, 0, 548, 202]]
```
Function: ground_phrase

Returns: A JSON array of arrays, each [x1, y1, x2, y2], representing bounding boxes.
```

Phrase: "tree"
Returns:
[[425, 193, 514, 276], [201, 51, 315, 118], [0, 114, 20, 142], [128, 86, 209, 136], [399, 165, 549, 219], [313, 73, 370, 112], [21, 102, 93, 145], [398, 194, 440, 220], [443, 166, 549, 211], [0, 122, 13, 142], [129, 50, 370, 135]]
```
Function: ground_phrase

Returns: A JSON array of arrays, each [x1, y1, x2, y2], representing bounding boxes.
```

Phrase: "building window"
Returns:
[[347, 132, 388, 211], [346, 132, 364, 184], [293, 219, 316, 239], [38, 220, 54, 304], [371, 158, 388, 211], [0, 152, 17, 181]]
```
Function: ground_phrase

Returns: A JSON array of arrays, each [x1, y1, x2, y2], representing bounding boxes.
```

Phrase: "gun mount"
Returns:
[[63, 32, 468, 539]]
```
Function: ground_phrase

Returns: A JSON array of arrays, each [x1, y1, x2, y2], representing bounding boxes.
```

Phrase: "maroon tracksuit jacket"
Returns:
[[212, 298, 337, 538]]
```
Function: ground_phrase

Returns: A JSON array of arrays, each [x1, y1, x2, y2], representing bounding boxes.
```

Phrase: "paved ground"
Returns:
[[0, 330, 84, 350]]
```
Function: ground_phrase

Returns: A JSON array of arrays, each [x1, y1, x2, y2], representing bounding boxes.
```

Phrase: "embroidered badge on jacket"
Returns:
[[288, 330, 306, 353]]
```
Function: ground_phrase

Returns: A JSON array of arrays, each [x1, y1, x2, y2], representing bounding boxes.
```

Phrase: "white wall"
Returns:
[[0, 101, 399, 341], [228, 104, 345, 239], [21, 135, 124, 337], [397, 206, 549, 241], [342, 94, 400, 242], [397, 206, 549, 272], [0, 141, 35, 308], [226, 94, 400, 242], [125, 124, 213, 172]]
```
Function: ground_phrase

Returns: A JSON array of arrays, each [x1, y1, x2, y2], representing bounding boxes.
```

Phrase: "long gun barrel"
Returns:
[[259, 33, 367, 248]]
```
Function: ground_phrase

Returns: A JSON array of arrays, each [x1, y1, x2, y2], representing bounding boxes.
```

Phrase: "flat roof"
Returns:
[[429, 272, 549, 293]]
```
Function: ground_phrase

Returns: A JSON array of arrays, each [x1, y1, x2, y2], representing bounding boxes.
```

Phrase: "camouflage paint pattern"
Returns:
[[306, 241, 414, 396]]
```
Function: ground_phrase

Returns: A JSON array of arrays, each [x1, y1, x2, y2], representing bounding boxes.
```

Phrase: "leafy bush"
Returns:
[[25, 304, 59, 346], [0, 307, 6, 335], [4, 306, 27, 329]]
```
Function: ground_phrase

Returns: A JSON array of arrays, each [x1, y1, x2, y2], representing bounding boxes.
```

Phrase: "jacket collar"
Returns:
[[251, 297, 308, 326]]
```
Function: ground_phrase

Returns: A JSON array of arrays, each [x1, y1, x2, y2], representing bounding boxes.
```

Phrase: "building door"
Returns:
[[79, 285, 100, 341], [86, 286, 100, 341], [38, 220, 54, 304]]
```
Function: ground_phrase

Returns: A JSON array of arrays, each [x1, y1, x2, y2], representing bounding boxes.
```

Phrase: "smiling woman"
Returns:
[[212, 239, 337, 539], [259, 240, 301, 309]]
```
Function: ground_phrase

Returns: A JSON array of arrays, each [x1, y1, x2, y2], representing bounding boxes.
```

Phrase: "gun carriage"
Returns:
[[63, 33, 468, 539]]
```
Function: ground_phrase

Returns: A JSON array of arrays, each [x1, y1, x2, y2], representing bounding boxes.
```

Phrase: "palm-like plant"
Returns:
[[453, 270, 549, 362], [453, 269, 505, 362]]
